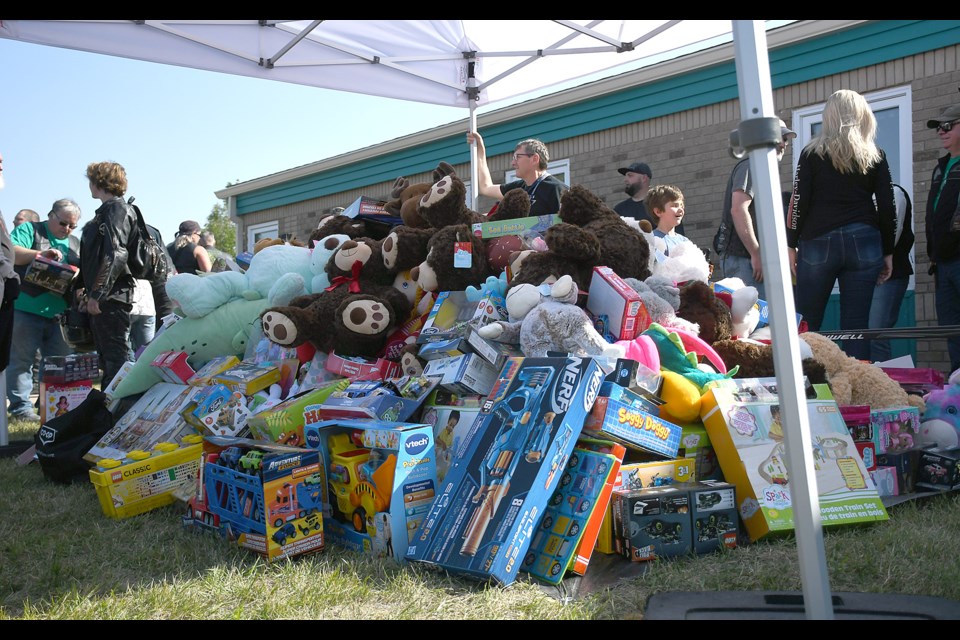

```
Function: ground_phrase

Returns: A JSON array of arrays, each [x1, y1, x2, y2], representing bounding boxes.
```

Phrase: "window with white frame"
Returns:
[[245, 220, 279, 253], [791, 85, 914, 290]]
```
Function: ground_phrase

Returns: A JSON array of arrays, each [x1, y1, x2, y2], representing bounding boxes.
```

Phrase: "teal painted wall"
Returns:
[[236, 20, 960, 216]]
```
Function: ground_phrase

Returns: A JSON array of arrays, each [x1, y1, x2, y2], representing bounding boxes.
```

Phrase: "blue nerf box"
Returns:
[[303, 419, 438, 560], [582, 384, 682, 459], [405, 356, 605, 586]]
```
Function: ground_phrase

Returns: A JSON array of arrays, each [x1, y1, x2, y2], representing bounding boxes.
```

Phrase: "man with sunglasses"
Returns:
[[7, 199, 81, 420], [926, 104, 960, 373], [467, 131, 567, 217]]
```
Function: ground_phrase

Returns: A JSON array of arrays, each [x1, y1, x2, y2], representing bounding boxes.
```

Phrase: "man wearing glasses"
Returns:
[[714, 118, 796, 300], [467, 131, 567, 217], [925, 104, 960, 373], [7, 199, 81, 421]]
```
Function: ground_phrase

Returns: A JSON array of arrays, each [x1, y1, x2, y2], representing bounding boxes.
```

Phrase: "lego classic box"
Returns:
[[406, 356, 604, 586]]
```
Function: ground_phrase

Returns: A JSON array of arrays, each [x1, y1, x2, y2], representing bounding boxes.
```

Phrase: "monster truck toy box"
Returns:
[[916, 447, 960, 491], [611, 485, 692, 561], [405, 355, 605, 586], [201, 436, 325, 562], [700, 378, 887, 542], [302, 419, 438, 560]]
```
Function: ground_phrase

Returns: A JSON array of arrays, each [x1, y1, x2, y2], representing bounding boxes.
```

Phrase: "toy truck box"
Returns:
[[212, 360, 281, 396], [582, 384, 682, 459], [89, 435, 204, 519], [612, 486, 692, 562], [406, 355, 605, 586], [303, 419, 438, 560], [521, 437, 625, 583], [417, 326, 521, 372], [316, 375, 438, 423], [422, 352, 499, 397], [416, 290, 506, 345], [246, 378, 350, 446], [875, 447, 923, 494], [202, 436, 326, 561], [586, 266, 650, 340], [916, 447, 960, 491], [684, 480, 739, 555], [420, 389, 486, 483], [700, 377, 887, 542], [181, 384, 251, 438], [325, 350, 400, 381], [85, 383, 204, 464], [23, 254, 78, 294]]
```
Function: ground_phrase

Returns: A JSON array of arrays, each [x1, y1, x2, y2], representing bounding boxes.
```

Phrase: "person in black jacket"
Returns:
[[868, 184, 914, 362], [76, 161, 136, 387], [786, 89, 896, 361], [925, 103, 960, 373]]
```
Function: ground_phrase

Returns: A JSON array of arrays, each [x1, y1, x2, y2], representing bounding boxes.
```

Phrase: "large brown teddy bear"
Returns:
[[411, 224, 491, 294], [261, 237, 413, 358], [383, 161, 457, 228], [507, 222, 601, 295]]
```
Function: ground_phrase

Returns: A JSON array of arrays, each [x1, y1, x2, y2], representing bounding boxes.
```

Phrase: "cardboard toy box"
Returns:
[[406, 355, 605, 586], [89, 435, 204, 520], [420, 389, 486, 483], [875, 447, 923, 494], [23, 254, 78, 294], [522, 437, 625, 583], [246, 378, 351, 446], [679, 423, 722, 481], [471, 214, 560, 243], [586, 266, 650, 340], [150, 350, 196, 384], [871, 407, 922, 455], [39, 379, 92, 425], [582, 383, 683, 459], [416, 290, 506, 345], [40, 353, 99, 385], [303, 419, 438, 560], [85, 383, 204, 464], [181, 384, 252, 438], [202, 436, 326, 561], [612, 486, 692, 562], [700, 378, 887, 542], [188, 355, 241, 387], [870, 466, 899, 497], [684, 480, 739, 555], [916, 448, 960, 491], [316, 375, 438, 423], [213, 360, 281, 396], [417, 326, 521, 372], [422, 352, 499, 397], [325, 351, 400, 381]]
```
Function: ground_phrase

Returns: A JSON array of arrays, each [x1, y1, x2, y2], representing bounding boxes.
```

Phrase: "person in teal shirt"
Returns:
[[6, 199, 81, 420]]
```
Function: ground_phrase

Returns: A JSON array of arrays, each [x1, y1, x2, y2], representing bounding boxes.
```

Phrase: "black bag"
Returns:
[[712, 219, 731, 256], [125, 197, 168, 285], [34, 388, 114, 484]]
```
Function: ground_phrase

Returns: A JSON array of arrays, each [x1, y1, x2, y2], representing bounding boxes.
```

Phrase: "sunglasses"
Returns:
[[52, 212, 78, 230], [937, 120, 960, 134]]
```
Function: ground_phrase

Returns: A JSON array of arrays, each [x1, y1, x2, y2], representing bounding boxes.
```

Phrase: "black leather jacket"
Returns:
[[79, 196, 134, 303], [926, 153, 960, 265]]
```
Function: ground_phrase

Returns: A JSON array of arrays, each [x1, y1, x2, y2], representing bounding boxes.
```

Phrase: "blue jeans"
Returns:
[[868, 276, 908, 363], [795, 223, 884, 361], [128, 313, 156, 359], [935, 256, 960, 373], [6, 309, 72, 416], [721, 253, 765, 301]]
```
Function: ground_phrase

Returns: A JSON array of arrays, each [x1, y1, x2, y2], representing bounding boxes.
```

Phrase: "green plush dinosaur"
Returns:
[[642, 322, 737, 391]]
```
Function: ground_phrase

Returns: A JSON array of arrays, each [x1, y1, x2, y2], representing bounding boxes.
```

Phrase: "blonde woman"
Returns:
[[786, 89, 896, 360]]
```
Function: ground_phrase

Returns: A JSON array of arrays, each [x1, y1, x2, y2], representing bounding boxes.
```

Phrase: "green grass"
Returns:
[[3, 417, 960, 620]]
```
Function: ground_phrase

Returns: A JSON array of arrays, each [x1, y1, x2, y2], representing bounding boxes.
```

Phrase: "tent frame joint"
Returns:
[[728, 116, 781, 159]]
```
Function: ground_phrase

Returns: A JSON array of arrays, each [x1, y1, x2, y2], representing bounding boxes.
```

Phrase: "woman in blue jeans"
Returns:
[[786, 89, 897, 361]]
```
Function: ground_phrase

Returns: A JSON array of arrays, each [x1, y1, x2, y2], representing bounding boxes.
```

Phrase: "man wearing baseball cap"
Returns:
[[925, 103, 960, 372], [613, 162, 686, 232], [714, 118, 796, 299]]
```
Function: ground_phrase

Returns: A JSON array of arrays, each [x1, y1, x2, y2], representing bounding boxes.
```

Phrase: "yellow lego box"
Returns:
[[89, 436, 204, 520]]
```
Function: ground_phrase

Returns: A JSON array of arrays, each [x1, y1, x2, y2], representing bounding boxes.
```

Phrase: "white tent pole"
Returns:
[[468, 57, 479, 205], [731, 20, 834, 620]]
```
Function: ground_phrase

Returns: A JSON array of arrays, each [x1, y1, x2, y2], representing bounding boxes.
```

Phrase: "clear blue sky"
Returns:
[[0, 38, 467, 245]]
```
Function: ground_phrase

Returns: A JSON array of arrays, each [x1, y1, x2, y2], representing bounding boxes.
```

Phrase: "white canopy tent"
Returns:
[[0, 19, 833, 618]]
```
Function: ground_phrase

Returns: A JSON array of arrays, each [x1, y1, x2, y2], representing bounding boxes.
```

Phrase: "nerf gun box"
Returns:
[[406, 355, 605, 586], [303, 419, 438, 560]]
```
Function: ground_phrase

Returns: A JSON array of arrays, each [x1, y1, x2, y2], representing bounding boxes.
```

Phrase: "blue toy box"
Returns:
[[405, 356, 605, 586], [582, 383, 683, 459], [303, 419, 438, 560]]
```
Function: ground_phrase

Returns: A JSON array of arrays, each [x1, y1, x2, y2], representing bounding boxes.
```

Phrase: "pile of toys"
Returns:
[[69, 166, 960, 585]]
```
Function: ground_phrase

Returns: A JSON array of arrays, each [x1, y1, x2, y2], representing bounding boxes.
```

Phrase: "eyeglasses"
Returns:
[[52, 212, 77, 230], [512, 153, 533, 160], [937, 120, 960, 134]]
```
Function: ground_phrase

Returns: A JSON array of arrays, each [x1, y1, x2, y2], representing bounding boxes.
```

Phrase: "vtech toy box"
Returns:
[[406, 356, 605, 586], [303, 419, 438, 560]]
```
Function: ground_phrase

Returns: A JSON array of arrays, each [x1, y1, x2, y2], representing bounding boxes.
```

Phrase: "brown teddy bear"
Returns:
[[507, 222, 601, 296], [383, 161, 457, 228], [417, 172, 487, 229], [411, 223, 491, 294]]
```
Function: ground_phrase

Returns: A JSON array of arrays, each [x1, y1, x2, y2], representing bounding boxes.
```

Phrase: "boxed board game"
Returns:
[[85, 383, 204, 464], [406, 355, 605, 586], [521, 437, 625, 583], [89, 435, 204, 520], [202, 436, 326, 561], [700, 377, 887, 542], [303, 419, 438, 560], [582, 382, 683, 459]]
